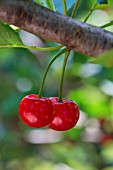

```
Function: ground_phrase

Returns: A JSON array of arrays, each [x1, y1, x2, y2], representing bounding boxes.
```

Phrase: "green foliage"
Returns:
[[34, 0, 46, 6], [91, 49, 113, 68], [45, 0, 55, 10], [68, 85, 110, 118], [34, 0, 55, 10], [0, 21, 23, 47]]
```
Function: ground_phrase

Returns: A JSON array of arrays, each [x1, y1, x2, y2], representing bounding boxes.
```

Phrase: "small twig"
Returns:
[[100, 20, 113, 28], [62, 0, 67, 15], [84, 2, 97, 22], [71, 0, 81, 18]]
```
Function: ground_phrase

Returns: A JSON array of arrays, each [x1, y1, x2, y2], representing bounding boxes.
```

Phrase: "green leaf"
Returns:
[[34, 0, 56, 10], [34, 0, 47, 7], [91, 49, 113, 68], [45, 0, 56, 10], [0, 21, 62, 51], [97, 0, 108, 4], [0, 21, 23, 47]]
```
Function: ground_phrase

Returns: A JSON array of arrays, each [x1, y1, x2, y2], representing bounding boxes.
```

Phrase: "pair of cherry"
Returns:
[[19, 94, 80, 131]]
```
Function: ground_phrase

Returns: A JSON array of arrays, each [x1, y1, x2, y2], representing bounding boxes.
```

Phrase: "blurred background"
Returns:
[[0, 0, 113, 169]]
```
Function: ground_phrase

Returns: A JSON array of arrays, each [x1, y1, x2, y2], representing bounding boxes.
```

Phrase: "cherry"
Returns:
[[18, 94, 55, 128], [49, 97, 80, 131]]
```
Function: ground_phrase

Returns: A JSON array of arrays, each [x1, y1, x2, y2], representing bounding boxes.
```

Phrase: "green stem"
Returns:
[[71, 0, 81, 18], [6, 44, 63, 51], [58, 49, 70, 102], [38, 48, 66, 98], [84, 2, 97, 22], [62, 0, 67, 15], [24, 44, 63, 51], [100, 20, 113, 28]]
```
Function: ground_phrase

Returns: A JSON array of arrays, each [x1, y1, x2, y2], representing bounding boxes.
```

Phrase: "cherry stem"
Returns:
[[62, 0, 67, 15], [100, 20, 113, 28], [38, 48, 66, 98], [71, 0, 81, 18], [58, 48, 70, 102], [84, 2, 97, 22]]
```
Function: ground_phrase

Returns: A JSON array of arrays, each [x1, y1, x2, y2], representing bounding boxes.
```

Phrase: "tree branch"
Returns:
[[0, 0, 113, 56]]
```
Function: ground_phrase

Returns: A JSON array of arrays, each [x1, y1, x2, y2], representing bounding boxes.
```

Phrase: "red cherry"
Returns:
[[49, 97, 80, 131], [18, 94, 55, 128]]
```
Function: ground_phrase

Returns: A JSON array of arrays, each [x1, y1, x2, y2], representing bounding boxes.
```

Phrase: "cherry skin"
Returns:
[[49, 97, 80, 131], [18, 94, 55, 128]]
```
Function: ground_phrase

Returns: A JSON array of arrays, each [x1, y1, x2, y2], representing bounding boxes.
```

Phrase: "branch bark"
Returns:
[[0, 0, 113, 56]]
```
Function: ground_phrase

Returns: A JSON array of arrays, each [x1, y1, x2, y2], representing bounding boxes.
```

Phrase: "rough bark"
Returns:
[[0, 0, 113, 56]]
